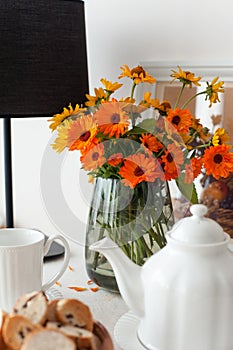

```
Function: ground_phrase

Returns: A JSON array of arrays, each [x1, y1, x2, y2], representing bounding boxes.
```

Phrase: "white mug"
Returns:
[[0, 228, 70, 312]]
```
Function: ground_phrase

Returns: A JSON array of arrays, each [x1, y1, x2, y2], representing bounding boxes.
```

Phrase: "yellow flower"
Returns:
[[170, 66, 202, 87], [118, 64, 156, 85], [88, 174, 95, 184], [51, 119, 73, 153], [205, 77, 224, 107], [139, 93, 172, 116], [140, 92, 160, 109], [68, 115, 98, 153], [212, 128, 231, 146], [49, 103, 82, 131], [119, 97, 135, 104], [100, 78, 123, 93], [85, 87, 107, 107]]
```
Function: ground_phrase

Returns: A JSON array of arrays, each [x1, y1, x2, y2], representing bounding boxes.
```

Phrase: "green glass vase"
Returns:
[[85, 177, 174, 292]]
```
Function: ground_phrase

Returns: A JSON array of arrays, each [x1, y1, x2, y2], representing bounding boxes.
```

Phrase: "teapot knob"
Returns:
[[169, 204, 225, 244], [190, 204, 208, 218]]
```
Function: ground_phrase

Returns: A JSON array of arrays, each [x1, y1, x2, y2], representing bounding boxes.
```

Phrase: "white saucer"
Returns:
[[114, 311, 146, 350], [45, 287, 63, 300]]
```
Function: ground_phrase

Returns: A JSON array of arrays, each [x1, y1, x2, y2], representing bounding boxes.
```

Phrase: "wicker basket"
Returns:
[[200, 174, 233, 237], [206, 207, 233, 237]]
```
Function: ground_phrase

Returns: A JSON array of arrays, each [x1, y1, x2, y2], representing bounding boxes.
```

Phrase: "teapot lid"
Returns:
[[169, 204, 226, 244]]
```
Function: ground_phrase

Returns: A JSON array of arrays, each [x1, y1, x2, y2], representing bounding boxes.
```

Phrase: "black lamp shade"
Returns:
[[0, 0, 89, 117], [0, 0, 89, 228]]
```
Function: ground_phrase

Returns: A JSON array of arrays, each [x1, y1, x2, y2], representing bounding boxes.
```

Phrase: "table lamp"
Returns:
[[0, 0, 89, 227]]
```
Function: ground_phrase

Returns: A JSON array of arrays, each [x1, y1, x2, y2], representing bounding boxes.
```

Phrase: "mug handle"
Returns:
[[41, 234, 70, 291]]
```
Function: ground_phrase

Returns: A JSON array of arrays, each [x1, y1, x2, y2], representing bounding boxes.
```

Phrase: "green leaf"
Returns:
[[136, 119, 155, 134], [175, 174, 198, 204], [124, 126, 147, 136]]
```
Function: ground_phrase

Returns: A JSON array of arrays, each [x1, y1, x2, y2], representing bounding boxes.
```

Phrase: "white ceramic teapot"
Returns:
[[90, 204, 233, 350]]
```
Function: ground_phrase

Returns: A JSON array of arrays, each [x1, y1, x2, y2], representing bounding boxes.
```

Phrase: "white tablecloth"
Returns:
[[44, 239, 129, 350]]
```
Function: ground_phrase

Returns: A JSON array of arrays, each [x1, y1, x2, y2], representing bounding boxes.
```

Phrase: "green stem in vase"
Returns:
[[149, 227, 165, 248], [158, 221, 167, 247], [92, 223, 106, 270], [121, 242, 132, 257], [134, 239, 142, 265], [138, 235, 154, 258]]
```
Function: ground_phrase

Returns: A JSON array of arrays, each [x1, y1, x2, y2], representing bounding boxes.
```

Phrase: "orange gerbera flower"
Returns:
[[140, 133, 163, 152], [108, 153, 124, 166], [81, 143, 106, 171], [184, 157, 203, 184], [95, 101, 130, 138], [161, 144, 184, 180], [203, 145, 233, 179], [68, 115, 98, 154], [167, 108, 193, 133], [119, 153, 162, 188]]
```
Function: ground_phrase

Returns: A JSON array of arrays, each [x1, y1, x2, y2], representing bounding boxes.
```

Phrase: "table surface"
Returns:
[[44, 238, 129, 350]]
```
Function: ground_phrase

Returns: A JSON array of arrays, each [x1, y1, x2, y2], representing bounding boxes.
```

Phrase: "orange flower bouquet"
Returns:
[[50, 65, 232, 192], [49, 65, 233, 291]]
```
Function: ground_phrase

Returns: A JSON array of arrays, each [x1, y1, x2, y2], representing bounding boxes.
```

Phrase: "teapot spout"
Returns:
[[90, 237, 144, 317]]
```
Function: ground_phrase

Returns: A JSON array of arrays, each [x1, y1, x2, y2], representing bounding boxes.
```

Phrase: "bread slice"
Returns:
[[0, 309, 8, 349], [46, 321, 94, 348], [12, 291, 48, 325], [21, 328, 76, 350], [56, 298, 93, 331], [46, 299, 59, 322], [2, 314, 38, 350]]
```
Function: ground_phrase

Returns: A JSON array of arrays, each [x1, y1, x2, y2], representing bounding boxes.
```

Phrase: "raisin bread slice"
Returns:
[[0, 309, 8, 349], [12, 291, 48, 325], [21, 328, 76, 350], [56, 298, 93, 331], [46, 321, 94, 348], [46, 299, 59, 322], [2, 314, 38, 350]]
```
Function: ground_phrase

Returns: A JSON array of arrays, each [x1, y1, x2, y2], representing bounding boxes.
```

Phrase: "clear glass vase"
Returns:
[[85, 177, 174, 292]]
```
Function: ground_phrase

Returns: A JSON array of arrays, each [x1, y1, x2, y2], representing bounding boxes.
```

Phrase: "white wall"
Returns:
[[84, 0, 233, 91], [1, 0, 233, 238]]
